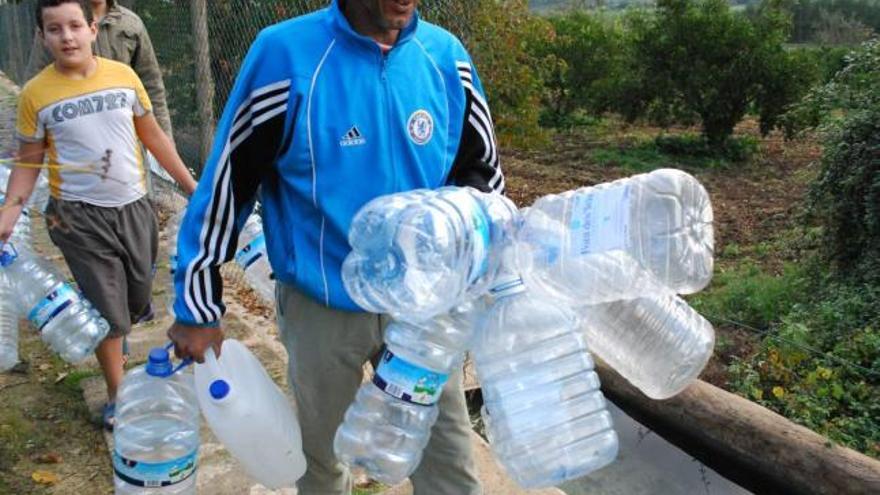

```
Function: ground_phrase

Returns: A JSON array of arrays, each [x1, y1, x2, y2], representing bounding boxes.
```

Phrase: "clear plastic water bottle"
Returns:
[[0, 269, 18, 372], [194, 339, 306, 489], [516, 168, 714, 305], [165, 211, 184, 315], [0, 244, 109, 363], [114, 347, 199, 494], [0, 190, 33, 245], [343, 187, 520, 322], [473, 272, 618, 489], [234, 213, 274, 305], [0, 164, 50, 213], [578, 295, 715, 400], [334, 302, 480, 484]]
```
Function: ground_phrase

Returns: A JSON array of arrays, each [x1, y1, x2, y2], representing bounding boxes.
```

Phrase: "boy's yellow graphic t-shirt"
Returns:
[[17, 57, 153, 207]]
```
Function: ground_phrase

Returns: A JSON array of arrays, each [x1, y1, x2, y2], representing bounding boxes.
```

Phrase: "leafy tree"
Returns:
[[618, 0, 816, 147], [795, 40, 880, 282], [529, 10, 628, 126], [469, 0, 553, 146]]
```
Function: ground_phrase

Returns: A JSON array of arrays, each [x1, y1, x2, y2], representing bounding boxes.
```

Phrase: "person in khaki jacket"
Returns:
[[25, 0, 173, 138]]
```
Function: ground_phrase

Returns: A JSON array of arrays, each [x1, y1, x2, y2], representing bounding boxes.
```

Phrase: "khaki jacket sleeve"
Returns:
[[24, 33, 52, 81], [131, 26, 174, 139]]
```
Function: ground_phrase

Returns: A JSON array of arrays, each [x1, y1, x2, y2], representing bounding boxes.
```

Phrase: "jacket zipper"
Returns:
[[381, 51, 398, 191]]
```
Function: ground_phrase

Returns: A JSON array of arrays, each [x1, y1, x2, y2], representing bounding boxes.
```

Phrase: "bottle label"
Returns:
[[28, 283, 79, 332], [373, 348, 448, 406], [569, 184, 630, 255], [235, 234, 266, 270], [112, 449, 197, 488]]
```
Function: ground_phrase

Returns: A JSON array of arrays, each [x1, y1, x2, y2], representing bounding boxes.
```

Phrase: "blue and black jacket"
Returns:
[[173, 0, 504, 325]]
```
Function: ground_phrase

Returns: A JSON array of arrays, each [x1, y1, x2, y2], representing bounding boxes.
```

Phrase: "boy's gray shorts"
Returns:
[[45, 196, 158, 338]]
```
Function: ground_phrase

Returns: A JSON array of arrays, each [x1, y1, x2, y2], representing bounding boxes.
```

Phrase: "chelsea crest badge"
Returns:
[[407, 110, 433, 145]]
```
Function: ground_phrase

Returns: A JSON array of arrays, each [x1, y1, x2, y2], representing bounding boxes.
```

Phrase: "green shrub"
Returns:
[[691, 262, 811, 329], [469, 0, 553, 147], [617, 0, 818, 147], [654, 134, 759, 162], [727, 283, 880, 456], [529, 10, 627, 127], [782, 40, 880, 282]]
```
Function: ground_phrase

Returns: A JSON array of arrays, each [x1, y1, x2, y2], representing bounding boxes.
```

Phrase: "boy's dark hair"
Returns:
[[36, 0, 94, 31]]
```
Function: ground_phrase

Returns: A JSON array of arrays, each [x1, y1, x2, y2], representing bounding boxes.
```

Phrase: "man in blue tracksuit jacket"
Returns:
[[167, 1, 503, 493]]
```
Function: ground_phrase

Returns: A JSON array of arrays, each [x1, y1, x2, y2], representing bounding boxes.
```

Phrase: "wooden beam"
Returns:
[[595, 360, 880, 495]]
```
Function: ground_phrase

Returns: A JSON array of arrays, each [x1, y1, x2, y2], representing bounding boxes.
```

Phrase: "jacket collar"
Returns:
[[99, 3, 123, 27], [328, 0, 419, 51]]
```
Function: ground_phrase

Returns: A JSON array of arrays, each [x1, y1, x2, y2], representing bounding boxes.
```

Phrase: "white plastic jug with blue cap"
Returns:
[[114, 345, 199, 494], [194, 339, 306, 489]]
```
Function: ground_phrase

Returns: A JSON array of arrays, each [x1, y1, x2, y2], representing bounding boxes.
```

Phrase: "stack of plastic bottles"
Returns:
[[472, 257, 619, 488], [342, 186, 520, 321], [0, 164, 54, 370], [334, 168, 717, 489], [114, 346, 199, 494], [515, 168, 716, 399], [0, 244, 109, 364], [334, 187, 518, 483]]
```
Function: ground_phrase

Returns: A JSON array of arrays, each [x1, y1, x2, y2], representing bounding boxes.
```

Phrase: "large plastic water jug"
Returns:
[[194, 339, 306, 489], [113, 347, 199, 494]]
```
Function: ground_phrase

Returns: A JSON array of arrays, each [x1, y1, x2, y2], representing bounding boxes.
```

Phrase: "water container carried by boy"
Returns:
[[114, 346, 199, 494], [472, 269, 618, 489], [0, 189, 33, 245], [194, 339, 306, 489], [0, 163, 50, 213], [343, 187, 519, 322], [516, 168, 714, 305], [0, 269, 18, 372], [579, 295, 715, 400], [0, 244, 109, 363], [334, 302, 481, 484], [234, 213, 274, 305]]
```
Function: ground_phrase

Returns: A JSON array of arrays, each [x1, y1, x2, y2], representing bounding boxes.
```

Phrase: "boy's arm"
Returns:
[[0, 142, 44, 244], [134, 113, 196, 195]]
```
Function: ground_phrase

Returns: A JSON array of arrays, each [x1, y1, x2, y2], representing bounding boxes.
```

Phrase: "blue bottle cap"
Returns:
[[209, 379, 230, 400], [146, 347, 173, 377], [0, 244, 18, 267]]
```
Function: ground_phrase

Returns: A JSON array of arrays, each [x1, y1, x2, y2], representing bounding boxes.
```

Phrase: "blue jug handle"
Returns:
[[164, 342, 194, 375]]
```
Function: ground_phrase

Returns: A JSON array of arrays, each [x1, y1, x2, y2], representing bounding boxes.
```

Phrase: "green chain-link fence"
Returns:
[[0, 0, 475, 172]]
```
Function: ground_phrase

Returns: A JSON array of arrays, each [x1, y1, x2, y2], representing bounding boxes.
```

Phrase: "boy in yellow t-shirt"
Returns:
[[0, 0, 197, 429]]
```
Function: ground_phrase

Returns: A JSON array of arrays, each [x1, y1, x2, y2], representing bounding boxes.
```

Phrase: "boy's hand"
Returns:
[[166, 322, 224, 364], [0, 201, 24, 244]]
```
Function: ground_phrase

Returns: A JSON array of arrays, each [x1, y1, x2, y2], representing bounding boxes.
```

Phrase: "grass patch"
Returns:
[[693, 257, 880, 457], [691, 262, 812, 329], [727, 282, 880, 457], [590, 133, 760, 173], [57, 369, 102, 396]]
